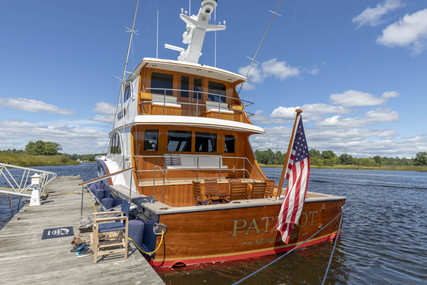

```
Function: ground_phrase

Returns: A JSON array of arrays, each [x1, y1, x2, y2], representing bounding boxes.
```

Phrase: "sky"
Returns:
[[0, 0, 426, 158]]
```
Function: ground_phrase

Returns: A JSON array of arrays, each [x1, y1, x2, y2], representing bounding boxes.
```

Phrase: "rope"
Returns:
[[233, 207, 344, 285], [321, 207, 344, 285], [128, 230, 164, 255], [0, 194, 13, 216]]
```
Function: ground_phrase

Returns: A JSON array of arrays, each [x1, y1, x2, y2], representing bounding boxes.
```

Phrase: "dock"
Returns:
[[0, 176, 165, 284]]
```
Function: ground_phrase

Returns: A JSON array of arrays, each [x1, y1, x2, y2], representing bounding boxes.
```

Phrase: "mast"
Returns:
[[165, 0, 225, 64]]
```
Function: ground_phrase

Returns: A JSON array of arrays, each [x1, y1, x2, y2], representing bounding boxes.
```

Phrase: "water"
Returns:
[[0, 163, 98, 229], [1, 164, 425, 284]]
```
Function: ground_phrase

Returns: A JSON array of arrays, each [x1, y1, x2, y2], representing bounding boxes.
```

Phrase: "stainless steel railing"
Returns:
[[133, 154, 264, 183], [139, 88, 254, 121], [0, 163, 57, 197]]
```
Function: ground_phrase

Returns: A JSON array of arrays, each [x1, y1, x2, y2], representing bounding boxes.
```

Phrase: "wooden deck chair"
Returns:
[[229, 182, 247, 201], [193, 181, 210, 205], [92, 204, 129, 263], [204, 179, 222, 204], [250, 182, 266, 199], [265, 180, 275, 198]]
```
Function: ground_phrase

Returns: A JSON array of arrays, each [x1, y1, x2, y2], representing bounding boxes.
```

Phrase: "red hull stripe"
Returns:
[[150, 231, 340, 267]]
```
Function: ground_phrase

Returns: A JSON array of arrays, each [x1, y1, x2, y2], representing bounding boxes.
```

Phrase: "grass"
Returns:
[[259, 163, 427, 172], [0, 152, 79, 167]]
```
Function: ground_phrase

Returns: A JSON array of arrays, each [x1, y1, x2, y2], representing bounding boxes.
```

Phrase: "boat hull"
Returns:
[[149, 198, 345, 267]]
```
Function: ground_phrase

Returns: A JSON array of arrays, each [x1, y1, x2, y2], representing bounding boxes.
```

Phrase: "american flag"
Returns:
[[276, 117, 310, 244]]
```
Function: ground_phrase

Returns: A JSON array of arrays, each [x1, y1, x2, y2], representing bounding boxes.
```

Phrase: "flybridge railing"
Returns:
[[139, 88, 254, 121], [0, 163, 57, 197]]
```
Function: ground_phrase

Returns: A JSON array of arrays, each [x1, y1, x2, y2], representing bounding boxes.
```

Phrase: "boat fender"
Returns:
[[153, 223, 167, 236]]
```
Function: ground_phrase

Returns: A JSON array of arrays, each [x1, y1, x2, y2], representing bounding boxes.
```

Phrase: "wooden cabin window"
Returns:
[[151, 72, 173, 95], [224, 135, 235, 153], [193, 78, 202, 100], [180, 76, 189, 97], [167, 130, 192, 152], [195, 132, 217, 153], [208, 81, 226, 103], [143, 129, 158, 151], [124, 84, 131, 101]]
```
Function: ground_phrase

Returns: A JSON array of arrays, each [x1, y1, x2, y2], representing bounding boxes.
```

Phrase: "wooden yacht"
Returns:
[[97, 0, 345, 267]]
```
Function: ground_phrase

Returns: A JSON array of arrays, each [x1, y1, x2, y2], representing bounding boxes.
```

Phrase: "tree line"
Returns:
[[0, 140, 101, 162], [255, 149, 427, 167]]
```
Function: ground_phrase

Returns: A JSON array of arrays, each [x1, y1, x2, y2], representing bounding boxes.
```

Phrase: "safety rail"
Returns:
[[139, 88, 254, 121], [0, 163, 57, 197], [133, 154, 264, 182]]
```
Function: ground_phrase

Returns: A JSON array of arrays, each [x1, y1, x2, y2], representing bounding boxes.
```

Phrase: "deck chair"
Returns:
[[204, 179, 222, 204], [250, 182, 266, 199], [92, 200, 129, 263], [265, 180, 275, 198], [193, 181, 211, 205], [229, 182, 247, 201]]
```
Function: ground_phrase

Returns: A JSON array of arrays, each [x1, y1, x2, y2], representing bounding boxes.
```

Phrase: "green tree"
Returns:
[[25, 140, 62, 155], [414, 152, 427, 166], [339, 153, 355, 165], [373, 155, 381, 165]]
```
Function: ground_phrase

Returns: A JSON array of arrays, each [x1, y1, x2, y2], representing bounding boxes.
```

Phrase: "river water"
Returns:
[[1, 164, 426, 284]]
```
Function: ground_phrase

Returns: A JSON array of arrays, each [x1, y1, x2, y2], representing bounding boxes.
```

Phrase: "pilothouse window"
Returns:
[[124, 84, 131, 101], [180, 76, 189, 98], [151, 72, 173, 95], [143, 130, 158, 151], [167, 130, 192, 152], [195, 132, 217, 153], [208, 81, 226, 103]]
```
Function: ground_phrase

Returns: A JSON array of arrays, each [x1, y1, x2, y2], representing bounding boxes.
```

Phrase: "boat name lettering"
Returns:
[[232, 211, 318, 237]]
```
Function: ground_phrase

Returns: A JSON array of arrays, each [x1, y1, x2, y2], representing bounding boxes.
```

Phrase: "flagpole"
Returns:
[[276, 109, 303, 198]]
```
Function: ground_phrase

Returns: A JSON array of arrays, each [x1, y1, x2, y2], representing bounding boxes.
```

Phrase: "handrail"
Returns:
[[152, 166, 166, 203], [143, 88, 254, 107], [133, 154, 262, 182], [79, 167, 134, 186], [0, 163, 57, 196], [140, 88, 255, 119]]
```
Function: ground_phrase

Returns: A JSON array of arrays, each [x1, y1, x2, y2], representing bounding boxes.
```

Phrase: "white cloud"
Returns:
[[251, 126, 426, 158], [329, 90, 399, 107], [238, 58, 301, 90], [377, 9, 427, 55], [270, 103, 352, 122], [92, 101, 116, 123], [0, 97, 74, 115], [0, 120, 108, 154], [251, 110, 285, 125], [353, 0, 405, 28], [316, 108, 399, 128], [261, 58, 300, 80]]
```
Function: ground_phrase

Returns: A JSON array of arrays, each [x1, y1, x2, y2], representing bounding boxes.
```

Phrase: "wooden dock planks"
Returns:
[[0, 176, 164, 285]]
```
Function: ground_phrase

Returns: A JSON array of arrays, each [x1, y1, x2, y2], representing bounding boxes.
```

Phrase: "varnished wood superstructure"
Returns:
[[101, 1, 346, 268]]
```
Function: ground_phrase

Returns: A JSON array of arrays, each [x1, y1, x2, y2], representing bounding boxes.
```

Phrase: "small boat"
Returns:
[[96, 0, 345, 267]]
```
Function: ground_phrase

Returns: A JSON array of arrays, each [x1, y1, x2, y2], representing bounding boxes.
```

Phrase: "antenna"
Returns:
[[238, 0, 284, 94], [214, 8, 217, 67], [189, 0, 191, 16], [112, 0, 139, 132], [156, 9, 159, 58]]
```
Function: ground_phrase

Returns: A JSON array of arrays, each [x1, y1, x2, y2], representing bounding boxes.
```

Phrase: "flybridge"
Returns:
[[165, 0, 226, 64]]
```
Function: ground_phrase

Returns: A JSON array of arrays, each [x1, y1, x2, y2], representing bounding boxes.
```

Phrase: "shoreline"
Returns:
[[259, 164, 427, 172]]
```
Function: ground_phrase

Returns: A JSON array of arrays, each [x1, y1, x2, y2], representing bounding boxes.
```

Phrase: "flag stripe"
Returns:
[[276, 117, 310, 244]]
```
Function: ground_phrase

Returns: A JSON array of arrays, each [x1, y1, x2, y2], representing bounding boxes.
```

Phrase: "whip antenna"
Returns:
[[237, 0, 283, 94]]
